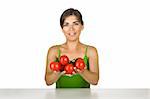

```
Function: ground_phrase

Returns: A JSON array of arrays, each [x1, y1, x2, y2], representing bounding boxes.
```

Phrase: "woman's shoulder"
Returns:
[[48, 45, 60, 53], [86, 45, 98, 56], [84, 44, 97, 51], [48, 45, 58, 50]]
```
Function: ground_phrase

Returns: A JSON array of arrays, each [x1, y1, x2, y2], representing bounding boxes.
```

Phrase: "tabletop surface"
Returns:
[[0, 89, 149, 99]]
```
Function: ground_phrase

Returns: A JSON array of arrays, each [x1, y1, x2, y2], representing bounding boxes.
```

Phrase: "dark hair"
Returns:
[[60, 8, 84, 28]]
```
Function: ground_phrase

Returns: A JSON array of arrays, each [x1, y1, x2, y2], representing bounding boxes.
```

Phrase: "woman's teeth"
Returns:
[[69, 32, 76, 36]]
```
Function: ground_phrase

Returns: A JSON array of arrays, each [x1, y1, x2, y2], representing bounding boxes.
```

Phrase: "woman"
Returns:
[[45, 8, 99, 88]]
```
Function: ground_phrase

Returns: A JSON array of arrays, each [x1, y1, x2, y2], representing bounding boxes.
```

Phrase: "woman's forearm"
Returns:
[[79, 69, 99, 85], [45, 72, 61, 85]]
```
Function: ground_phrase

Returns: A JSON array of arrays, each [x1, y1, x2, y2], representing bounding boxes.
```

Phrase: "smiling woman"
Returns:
[[45, 8, 99, 88]]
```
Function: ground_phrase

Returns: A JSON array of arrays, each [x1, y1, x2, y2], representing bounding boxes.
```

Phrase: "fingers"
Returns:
[[74, 67, 81, 74], [84, 66, 87, 70], [72, 71, 76, 75], [74, 67, 76, 70], [53, 71, 60, 74], [58, 66, 87, 77], [77, 69, 82, 73], [65, 74, 73, 77], [60, 71, 66, 75], [53, 71, 66, 78], [74, 66, 87, 74], [74, 67, 77, 72]]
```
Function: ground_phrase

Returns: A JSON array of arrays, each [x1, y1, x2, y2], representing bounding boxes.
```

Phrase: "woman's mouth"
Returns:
[[68, 32, 76, 36]]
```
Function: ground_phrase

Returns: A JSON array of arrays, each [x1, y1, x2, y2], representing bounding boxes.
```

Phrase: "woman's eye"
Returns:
[[63, 24, 68, 27], [74, 23, 79, 25]]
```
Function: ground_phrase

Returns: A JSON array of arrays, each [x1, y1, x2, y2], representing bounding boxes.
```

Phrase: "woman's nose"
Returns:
[[69, 25, 74, 30]]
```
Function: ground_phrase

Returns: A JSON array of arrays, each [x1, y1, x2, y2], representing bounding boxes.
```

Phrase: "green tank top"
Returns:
[[56, 46, 90, 88]]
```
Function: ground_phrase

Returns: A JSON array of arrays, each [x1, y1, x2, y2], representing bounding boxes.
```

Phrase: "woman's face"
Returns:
[[62, 15, 84, 41]]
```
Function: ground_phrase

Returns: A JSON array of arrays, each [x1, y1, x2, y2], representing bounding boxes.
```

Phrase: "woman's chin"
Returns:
[[67, 37, 78, 42]]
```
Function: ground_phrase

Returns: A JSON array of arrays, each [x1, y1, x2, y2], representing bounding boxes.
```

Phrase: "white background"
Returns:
[[0, 0, 150, 89]]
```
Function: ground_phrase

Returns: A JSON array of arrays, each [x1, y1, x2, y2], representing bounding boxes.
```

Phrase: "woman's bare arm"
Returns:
[[76, 46, 99, 85], [45, 46, 65, 85]]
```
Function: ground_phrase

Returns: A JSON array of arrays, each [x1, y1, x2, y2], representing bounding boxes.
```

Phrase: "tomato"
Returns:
[[60, 65, 65, 72], [60, 55, 69, 65], [75, 58, 85, 70], [49, 62, 61, 71], [64, 64, 74, 74]]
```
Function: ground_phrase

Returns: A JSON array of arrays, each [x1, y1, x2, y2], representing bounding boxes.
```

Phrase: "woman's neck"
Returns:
[[65, 40, 81, 50]]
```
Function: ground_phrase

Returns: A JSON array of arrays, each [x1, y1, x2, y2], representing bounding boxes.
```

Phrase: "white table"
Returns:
[[0, 89, 149, 99]]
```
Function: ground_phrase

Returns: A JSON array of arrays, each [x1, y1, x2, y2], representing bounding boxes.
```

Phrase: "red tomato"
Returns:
[[60, 55, 69, 65], [75, 58, 85, 70], [60, 65, 65, 72], [49, 62, 61, 71], [64, 64, 74, 74]]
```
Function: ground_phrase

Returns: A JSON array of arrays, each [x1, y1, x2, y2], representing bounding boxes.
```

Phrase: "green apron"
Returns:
[[56, 46, 90, 88]]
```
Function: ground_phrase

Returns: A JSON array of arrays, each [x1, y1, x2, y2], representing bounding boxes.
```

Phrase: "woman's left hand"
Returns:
[[74, 66, 87, 74]]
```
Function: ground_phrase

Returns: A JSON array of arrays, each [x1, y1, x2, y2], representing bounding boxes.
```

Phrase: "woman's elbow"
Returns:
[[46, 82, 53, 86], [91, 80, 98, 85], [45, 80, 54, 86], [91, 77, 99, 85], [45, 77, 54, 86]]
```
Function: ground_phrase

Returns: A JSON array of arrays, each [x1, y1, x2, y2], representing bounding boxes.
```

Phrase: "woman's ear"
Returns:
[[81, 25, 84, 31], [61, 27, 64, 32]]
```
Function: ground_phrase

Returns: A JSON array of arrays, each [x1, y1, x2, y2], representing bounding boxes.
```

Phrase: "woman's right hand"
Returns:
[[45, 70, 66, 85], [53, 70, 66, 76]]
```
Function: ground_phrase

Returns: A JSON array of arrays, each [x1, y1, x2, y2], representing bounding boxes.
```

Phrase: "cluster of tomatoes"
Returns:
[[49, 55, 85, 75]]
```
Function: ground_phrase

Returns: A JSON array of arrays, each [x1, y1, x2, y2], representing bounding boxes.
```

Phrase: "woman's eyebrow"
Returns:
[[63, 21, 80, 24], [63, 22, 69, 24], [73, 21, 80, 23]]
